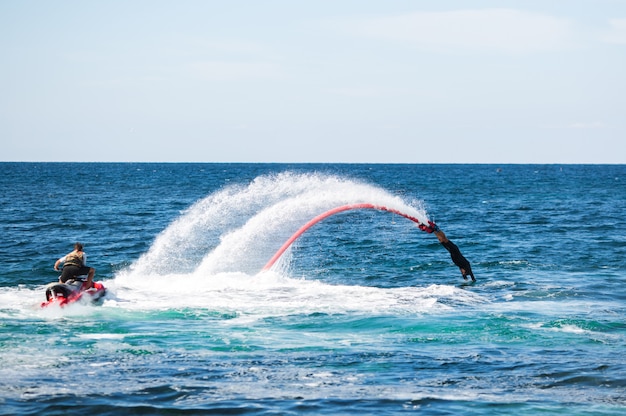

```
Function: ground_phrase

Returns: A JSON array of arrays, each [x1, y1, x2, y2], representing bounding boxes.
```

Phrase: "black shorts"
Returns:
[[60, 265, 91, 283]]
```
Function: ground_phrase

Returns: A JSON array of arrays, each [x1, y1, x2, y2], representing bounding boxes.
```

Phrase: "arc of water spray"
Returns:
[[261, 203, 427, 271]]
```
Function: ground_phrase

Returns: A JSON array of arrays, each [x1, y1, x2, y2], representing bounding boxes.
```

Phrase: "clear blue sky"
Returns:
[[2, 1, 625, 163]]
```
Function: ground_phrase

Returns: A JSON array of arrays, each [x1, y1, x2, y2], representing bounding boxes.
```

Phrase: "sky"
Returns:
[[1, 0, 625, 163]]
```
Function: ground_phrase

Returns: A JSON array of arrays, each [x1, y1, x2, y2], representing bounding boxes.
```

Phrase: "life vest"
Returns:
[[64, 252, 84, 268]]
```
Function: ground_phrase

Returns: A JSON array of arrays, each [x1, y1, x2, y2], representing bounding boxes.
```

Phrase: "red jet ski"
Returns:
[[41, 279, 106, 308]]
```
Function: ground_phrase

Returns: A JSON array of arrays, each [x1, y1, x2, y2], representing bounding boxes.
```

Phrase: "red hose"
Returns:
[[261, 203, 424, 271]]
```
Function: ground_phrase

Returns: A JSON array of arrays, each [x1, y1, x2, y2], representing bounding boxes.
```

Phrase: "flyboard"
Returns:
[[41, 278, 106, 308]]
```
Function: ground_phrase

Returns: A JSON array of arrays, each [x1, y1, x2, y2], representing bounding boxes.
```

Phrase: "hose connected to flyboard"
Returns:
[[261, 203, 425, 271]]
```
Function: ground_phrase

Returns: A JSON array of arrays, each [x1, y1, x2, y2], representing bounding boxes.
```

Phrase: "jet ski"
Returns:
[[41, 278, 106, 308]]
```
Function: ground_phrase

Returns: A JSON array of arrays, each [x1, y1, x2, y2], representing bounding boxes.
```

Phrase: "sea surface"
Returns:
[[0, 163, 624, 415]]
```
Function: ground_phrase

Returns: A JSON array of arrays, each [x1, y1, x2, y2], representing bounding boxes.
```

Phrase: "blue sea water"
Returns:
[[0, 163, 625, 415]]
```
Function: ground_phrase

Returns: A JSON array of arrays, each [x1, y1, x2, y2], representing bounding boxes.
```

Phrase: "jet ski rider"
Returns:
[[54, 242, 95, 288]]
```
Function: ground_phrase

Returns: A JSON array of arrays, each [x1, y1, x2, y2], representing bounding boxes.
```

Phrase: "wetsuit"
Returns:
[[440, 240, 475, 281], [59, 252, 91, 283]]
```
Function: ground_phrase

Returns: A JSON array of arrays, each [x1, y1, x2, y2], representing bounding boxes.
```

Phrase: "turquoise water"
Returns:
[[0, 163, 625, 415]]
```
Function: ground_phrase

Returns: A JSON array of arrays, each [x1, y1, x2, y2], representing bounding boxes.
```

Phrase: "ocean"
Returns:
[[0, 163, 624, 415]]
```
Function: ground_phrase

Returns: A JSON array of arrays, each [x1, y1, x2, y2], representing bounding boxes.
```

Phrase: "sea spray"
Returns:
[[129, 172, 429, 277], [100, 171, 453, 315]]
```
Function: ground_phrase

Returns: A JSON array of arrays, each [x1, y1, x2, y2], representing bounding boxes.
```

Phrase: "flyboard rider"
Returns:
[[54, 242, 96, 288], [419, 221, 476, 282]]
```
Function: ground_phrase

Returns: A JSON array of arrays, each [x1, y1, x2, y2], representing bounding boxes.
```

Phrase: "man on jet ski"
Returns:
[[54, 242, 96, 288]]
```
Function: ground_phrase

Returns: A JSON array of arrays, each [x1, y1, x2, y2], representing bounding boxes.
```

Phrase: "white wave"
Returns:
[[1, 272, 486, 320], [104, 269, 485, 317]]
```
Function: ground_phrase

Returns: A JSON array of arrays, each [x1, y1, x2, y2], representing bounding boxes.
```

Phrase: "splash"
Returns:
[[105, 272, 480, 316], [97, 171, 470, 316], [128, 172, 430, 277]]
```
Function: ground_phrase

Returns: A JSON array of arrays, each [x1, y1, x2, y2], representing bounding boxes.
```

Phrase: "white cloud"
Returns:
[[171, 36, 274, 58], [186, 60, 282, 81], [326, 87, 404, 98], [542, 121, 607, 130], [568, 121, 607, 129], [602, 18, 626, 44], [331, 9, 574, 54]]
